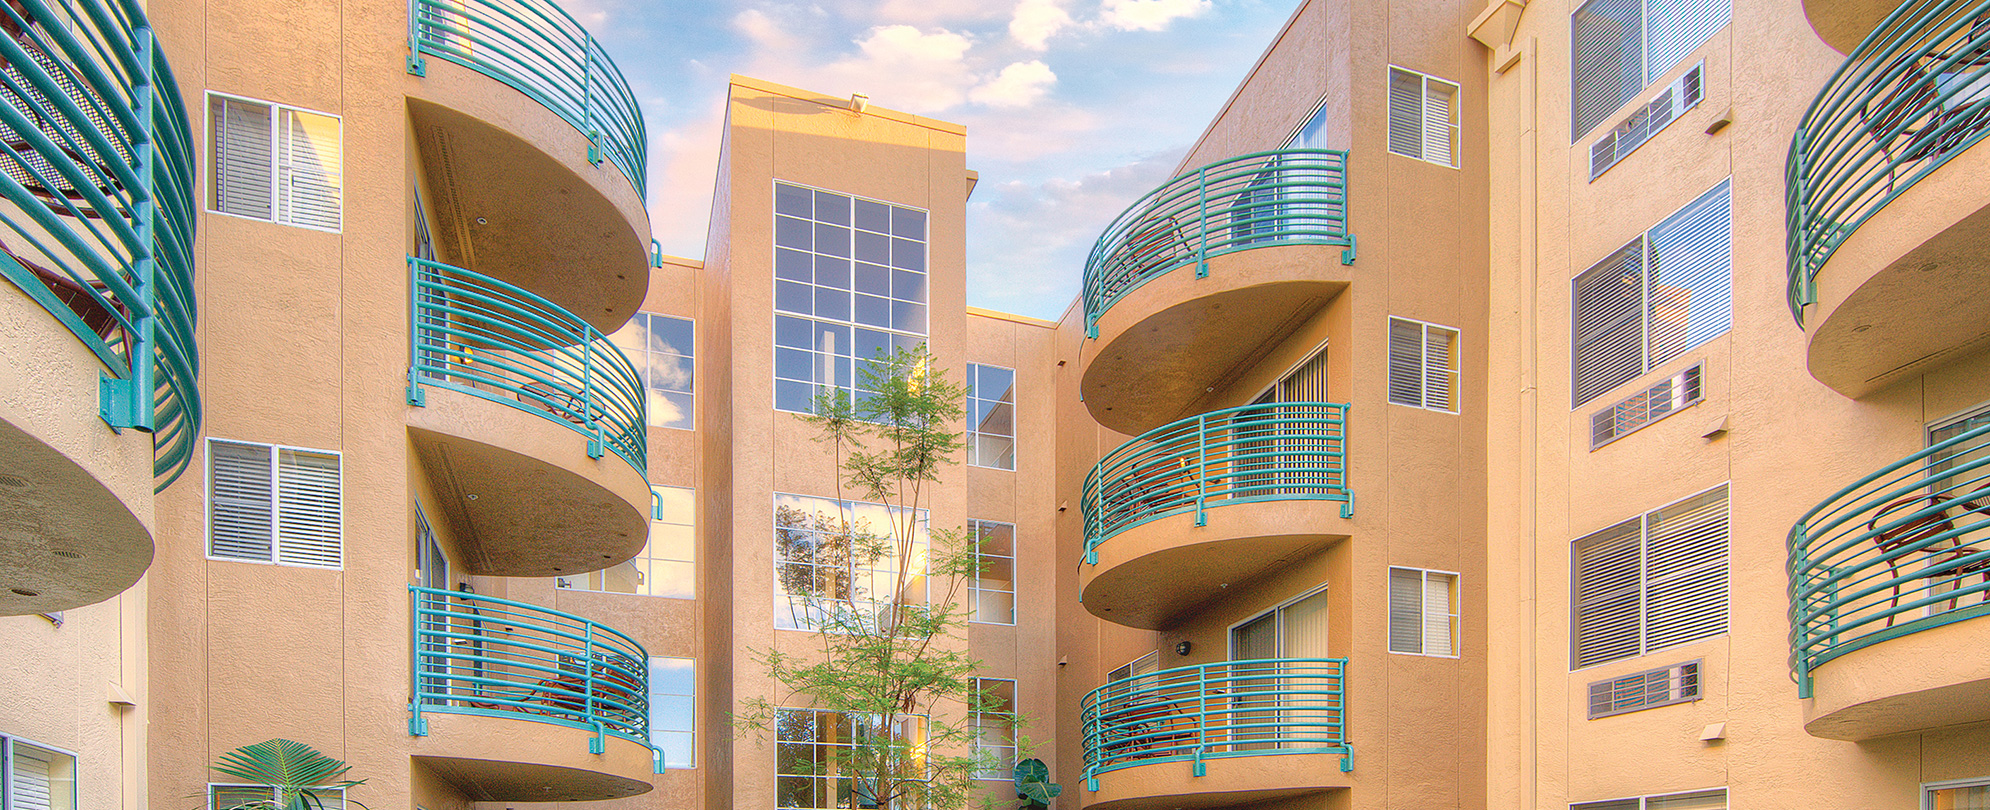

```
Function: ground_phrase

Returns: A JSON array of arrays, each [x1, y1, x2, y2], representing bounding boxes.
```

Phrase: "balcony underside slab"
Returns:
[[1081, 501, 1350, 629]]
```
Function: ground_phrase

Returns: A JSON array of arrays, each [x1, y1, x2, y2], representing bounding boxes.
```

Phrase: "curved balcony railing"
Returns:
[[406, 256, 646, 475], [1079, 658, 1350, 788], [407, 0, 647, 197], [1082, 402, 1350, 565], [409, 586, 660, 768], [0, 0, 200, 488], [1788, 419, 1990, 696], [1785, 0, 1990, 323], [1082, 148, 1352, 338]]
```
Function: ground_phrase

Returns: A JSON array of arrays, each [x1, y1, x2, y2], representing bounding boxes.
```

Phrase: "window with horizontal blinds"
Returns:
[[207, 438, 344, 568], [1571, 179, 1730, 408], [1389, 567, 1459, 656], [206, 92, 343, 231], [6, 738, 74, 810], [1571, 0, 1729, 141], [278, 108, 342, 231], [211, 95, 273, 219], [1389, 317, 1461, 412], [1572, 484, 1729, 669], [1388, 67, 1461, 167], [1573, 788, 1726, 810], [211, 785, 344, 810]]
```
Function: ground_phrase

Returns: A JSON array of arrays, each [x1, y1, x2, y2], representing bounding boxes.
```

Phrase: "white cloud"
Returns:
[[1099, 0, 1211, 32], [970, 60, 1057, 108], [819, 25, 977, 113], [1009, 0, 1073, 50]]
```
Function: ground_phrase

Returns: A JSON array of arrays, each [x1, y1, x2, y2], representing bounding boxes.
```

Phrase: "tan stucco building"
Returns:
[[7, 0, 1990, 809]]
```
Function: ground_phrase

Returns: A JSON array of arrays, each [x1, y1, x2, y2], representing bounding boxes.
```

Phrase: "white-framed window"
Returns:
[[1572, 0, 1729, 140], [1590, 364, 1704, 449], [970, 678, 1018, 780], [773, 493, 930, 631], [1107, 651, 1159, 683], [206, 438, 344, 569], [558, 486, 694, 598], [210, 784, 345, 810], [1572, 178, 1731, 408], [1387, 66, 1460, 168], [3, 735, 76, 810], [1587, 659, 1702, 719], [1572, 787, 1726, 810], [1387, 316, 1460, 413], [1387, 567, 1460, 657], [610, 313, 694, 430], [774, 709, 927, 810], [207, 92, 343, 231], [1926, 776, 1990, 809], [968, 520, 1016, 625], [966, 364, 1016, 470], [649, 657, 696, 769], [1288, 97, 1330, 149], [772, 181, 929, 414], [1572, 484, 1729, 669]]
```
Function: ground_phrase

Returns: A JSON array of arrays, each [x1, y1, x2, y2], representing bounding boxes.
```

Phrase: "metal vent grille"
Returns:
[[1592, 365, 1705, 448], [1588, 659, 1703, 719], [1590, 62, 1706, 180]]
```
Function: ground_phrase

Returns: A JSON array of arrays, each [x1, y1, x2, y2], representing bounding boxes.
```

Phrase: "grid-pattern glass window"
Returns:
[[558, 486, 694, 599], [1928, 778, 1990, 809], [650, 657, 695, 769], [1572, 0, 1730, 140], [610, 313, 694, 430], [966, 364, 1016, 470], [969, 520, 1016, 625], [5, 735, 76, 810], [1387, 67, 1460, 167], [211, 785, 344, 810], [776, 709, 927, 810], [207, 438, 343, 569], [1388, 567, 1460, 656], [773, 181, 929, 414], [208, 93, 343, 231], [1388, 317, 1460, 412], [971, 678, 1018, 780], [1572, 788, 1726, 810], [1572, 178, 1731, 408], [1572, 484, 1729, 669], [774, 494, 930, 631]]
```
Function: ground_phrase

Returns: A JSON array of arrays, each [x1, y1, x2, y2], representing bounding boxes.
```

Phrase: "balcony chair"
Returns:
[[1864, 489, 1990, 625]]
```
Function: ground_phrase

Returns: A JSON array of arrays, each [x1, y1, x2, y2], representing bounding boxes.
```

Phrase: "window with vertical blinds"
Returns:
[[1387, 67, 1460, 167], [211, 785, 344, 810], [207, 438, 344, 569], [1388, 317, 1460, 413], [1388, 567, 1459, 656], [1571, 179, 1731, 408], [1571, 0, 1729, 140], [208, 93, 343, 231], [5, 737, 75, 810], [1572, 484, 1728, 669], [1572, 788, 1726, 810]]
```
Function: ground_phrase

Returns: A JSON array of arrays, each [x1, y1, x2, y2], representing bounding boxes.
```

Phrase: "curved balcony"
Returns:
[[406, 257, 649, 577], [1079, 658, 1350, 810], [1787, 0, 1990, 396], [1081, 403, 1350, 628], [1804, 0, 1932, 53], [409, 586, 658, 801], [1079, 149, 1353, 435], [0, 0, 199, 614], [405, 0, 649, 332], [1788, 420, 1990, 739]]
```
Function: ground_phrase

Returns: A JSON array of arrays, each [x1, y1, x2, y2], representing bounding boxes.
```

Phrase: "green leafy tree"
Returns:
[[739, 345, 1029, 809], [208, 739, 365, 810]]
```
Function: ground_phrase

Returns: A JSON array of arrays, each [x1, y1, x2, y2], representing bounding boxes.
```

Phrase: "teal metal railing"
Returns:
[[1082, 402, 1350, 565], [0, 0, 199, 488], [1788, 420, 1990, 696], [406, 256, 646, 475], [406, 0, 647, 197], [409, 586, 661, 770], [1082, 148, 1352, 338], [1079, 658, 1350, 789], [1785, 0, 1990, 323]]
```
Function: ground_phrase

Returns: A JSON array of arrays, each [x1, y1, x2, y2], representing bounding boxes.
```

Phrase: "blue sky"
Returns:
[[562, 0, 1299, 320]]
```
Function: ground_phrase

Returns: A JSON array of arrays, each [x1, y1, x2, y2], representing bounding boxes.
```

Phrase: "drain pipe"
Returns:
[[1517, 35, 1541, 810]]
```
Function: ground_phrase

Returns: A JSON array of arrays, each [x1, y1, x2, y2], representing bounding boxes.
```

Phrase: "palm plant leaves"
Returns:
[[211, 740, 365, 810]]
